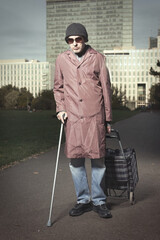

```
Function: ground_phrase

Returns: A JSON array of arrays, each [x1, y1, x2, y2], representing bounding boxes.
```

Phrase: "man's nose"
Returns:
[[73, 40, 77, 46]]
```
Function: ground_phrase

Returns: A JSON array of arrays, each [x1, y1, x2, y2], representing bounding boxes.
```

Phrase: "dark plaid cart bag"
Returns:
[[105, 129, 139, 204]]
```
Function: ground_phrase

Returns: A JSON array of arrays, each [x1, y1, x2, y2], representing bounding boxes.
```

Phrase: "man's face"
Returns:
[[67, 36, 85, 54]]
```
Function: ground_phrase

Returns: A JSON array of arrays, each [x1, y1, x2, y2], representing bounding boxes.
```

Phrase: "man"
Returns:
[[53, 23, 112, 218]]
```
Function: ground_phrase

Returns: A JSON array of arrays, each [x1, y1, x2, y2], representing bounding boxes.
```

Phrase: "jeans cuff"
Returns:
[[92, 200, 106, 206], [77, 199, 91, 204]]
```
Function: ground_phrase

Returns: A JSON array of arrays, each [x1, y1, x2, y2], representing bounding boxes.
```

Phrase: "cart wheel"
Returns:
[[129, 192, 135, 205]]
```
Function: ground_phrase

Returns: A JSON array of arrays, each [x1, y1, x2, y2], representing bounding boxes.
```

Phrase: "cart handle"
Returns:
[[106, 129, 125, 159], [106, 129, 121, 141]]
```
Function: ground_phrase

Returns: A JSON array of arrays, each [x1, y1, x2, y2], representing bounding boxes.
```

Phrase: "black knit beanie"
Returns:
[[65, 23, 88, 42]]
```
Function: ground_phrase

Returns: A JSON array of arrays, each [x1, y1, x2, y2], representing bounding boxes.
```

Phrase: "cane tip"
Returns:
[[47, 220, 52, 227]]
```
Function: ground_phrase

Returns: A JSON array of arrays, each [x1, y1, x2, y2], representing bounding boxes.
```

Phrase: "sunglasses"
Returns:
[[67, 37, 83, 44]]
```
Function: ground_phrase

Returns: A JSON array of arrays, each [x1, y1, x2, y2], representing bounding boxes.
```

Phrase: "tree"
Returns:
[[4, 90, 19, 109], [41, 90, 53, 99], [32, 90, 56, 110], [149, 60, 160, 108], [149, 83, 160, 108], [149, 60, 160, 81], [111, 86, 127, 109], [0, 85, 19, 108], [17, 88, 33, 109]]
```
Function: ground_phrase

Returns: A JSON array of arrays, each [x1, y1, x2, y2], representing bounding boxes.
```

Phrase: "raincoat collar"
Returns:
[[65, 45, 97, 67]]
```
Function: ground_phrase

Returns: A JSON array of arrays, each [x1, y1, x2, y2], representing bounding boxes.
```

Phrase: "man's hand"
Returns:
[[57, 111, 68, 124], [106, 122, 111, 134]]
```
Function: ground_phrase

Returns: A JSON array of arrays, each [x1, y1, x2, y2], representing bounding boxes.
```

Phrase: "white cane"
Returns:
[[47, 120, 64, 227]]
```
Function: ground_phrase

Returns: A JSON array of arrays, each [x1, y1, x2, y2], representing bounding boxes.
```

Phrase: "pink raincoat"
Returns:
[[53, 46, 112, 159]]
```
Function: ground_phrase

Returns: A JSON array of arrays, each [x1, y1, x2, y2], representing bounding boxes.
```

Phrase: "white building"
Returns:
[[0, 59, 54, 97], [104, 34, 160, 109]]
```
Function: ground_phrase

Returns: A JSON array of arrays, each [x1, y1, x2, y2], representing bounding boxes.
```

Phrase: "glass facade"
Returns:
[[46, 0, 133, 63]]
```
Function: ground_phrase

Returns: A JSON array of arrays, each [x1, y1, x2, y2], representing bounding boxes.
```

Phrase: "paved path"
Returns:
[[0, 111, 160, 240]]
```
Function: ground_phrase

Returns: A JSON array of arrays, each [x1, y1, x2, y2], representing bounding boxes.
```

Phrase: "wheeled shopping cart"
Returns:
[[105, 129, 139, 204]]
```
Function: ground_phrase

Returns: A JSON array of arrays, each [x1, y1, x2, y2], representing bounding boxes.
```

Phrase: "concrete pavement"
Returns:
[[0, 111, 160, 240]]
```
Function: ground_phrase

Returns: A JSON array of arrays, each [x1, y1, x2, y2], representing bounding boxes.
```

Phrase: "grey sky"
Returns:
[[0, 0, 160, 62], [0, 0, 46, 61], [133, 0, 160, 49]]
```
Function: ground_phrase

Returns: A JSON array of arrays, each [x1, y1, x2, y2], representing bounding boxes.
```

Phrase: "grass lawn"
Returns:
[[0, 109, 140, 168], [0, 110, 61, 168]]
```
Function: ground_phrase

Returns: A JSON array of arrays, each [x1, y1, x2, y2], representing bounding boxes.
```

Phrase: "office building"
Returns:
[[0, 59, 54, 97], [46, 0, 133, 63], [149, 29, 160, 49], [104, 32, 160, 109], [149, 37, 157, 49]]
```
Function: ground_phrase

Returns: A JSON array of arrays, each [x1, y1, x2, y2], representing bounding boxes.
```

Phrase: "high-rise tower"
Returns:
[[46, 0, 133, 63]]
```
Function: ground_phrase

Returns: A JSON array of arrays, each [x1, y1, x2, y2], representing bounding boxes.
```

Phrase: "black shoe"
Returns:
[[93, 204, 112, 218], [69, 202, 92, 216]]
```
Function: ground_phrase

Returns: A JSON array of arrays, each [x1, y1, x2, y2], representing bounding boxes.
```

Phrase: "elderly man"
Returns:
[[53, 23, 112, 218]]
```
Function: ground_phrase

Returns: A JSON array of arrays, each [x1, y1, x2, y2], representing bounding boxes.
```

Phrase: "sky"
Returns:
[[0, 0, 160, 62]]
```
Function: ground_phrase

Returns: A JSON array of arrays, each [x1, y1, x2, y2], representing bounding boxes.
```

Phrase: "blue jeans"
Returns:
[[69, 158, 106, 206]]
